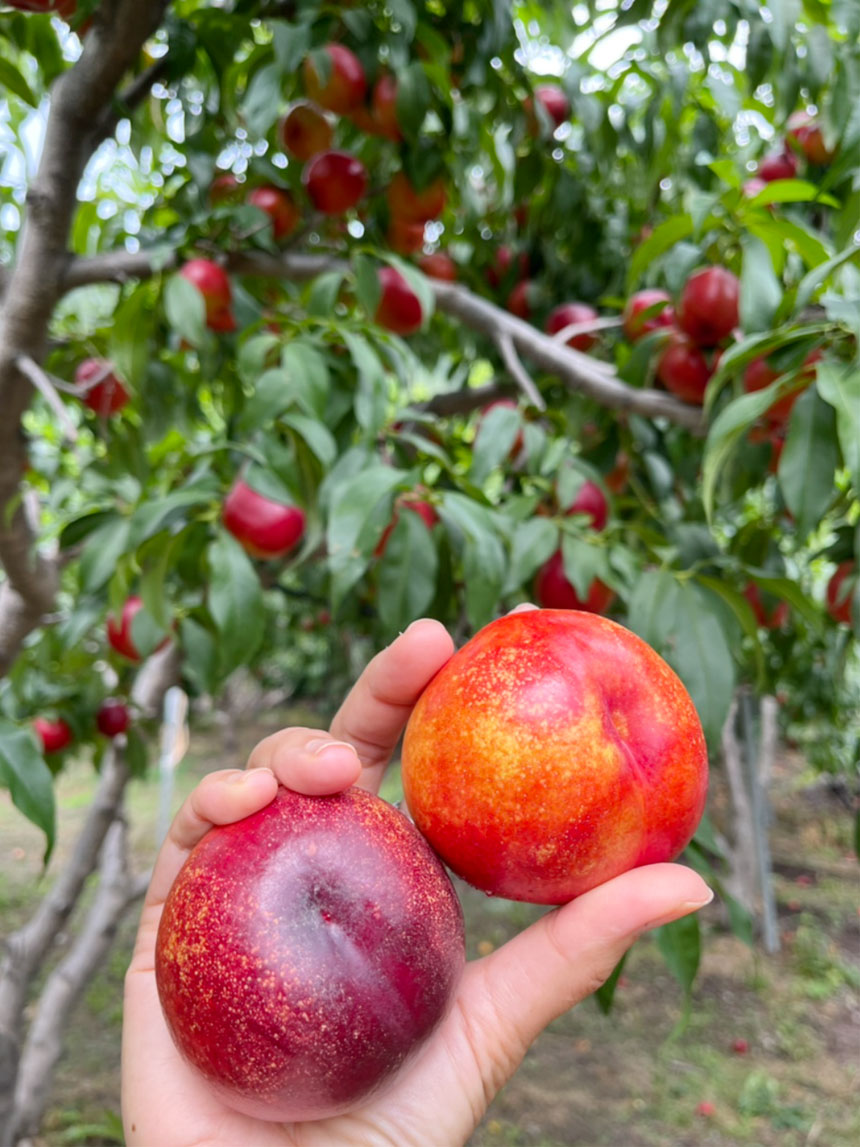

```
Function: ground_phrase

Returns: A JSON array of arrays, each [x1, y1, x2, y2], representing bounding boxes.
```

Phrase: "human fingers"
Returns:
[[453, 864, 712, 1094], [142, 767, 278, 912], [328, 618, 455, 791], [246, 727, 362, 794]]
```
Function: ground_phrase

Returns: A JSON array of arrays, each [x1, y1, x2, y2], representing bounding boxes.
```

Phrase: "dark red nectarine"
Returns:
[[155, 785, 465, 1121]]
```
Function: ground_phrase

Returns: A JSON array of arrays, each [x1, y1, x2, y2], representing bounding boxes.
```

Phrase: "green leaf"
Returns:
[[377, 507, 438, 634], [237, 368, 292, 433], [816, 361, 860, 493], [80, 518, 133, 591], [128, 484, 216, 546], [0, 720, 55, 862], [207, 532, 265, 676], [242, 61, 282, 137], [655, 913, 701, 995], [306, 270, 345, 318], [396, 60, 431, 137], [281, 343, 330, 419], [0, 57, 38, 107], [594, 953, 628, 1015], [179, 617, 219, 697], [628, 215, 694, 286], [282, 412, 337, 469], [740, 233, 782, 333], [164, 273, 206, 347], [437, 493, 506, 630], [702, 388, 791, 520], [342, 331, 388, 434], [777, 389, 838, 536], [470, 402, 520, 485], [629, 577, 734, 746], [109, 287, 153, 390], [796, 243, 860, 311], [237, 332, 280, 386], [326, 466, 407, 607], [561, 534, 608, 600], [504, 517, 558, 593]]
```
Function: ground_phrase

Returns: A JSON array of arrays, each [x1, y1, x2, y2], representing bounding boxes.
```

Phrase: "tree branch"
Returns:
[[0, 0, 170, 683], [64, 248, 706, 432], [9, 811, 148, 1144], [0, 642, 179, 1142]]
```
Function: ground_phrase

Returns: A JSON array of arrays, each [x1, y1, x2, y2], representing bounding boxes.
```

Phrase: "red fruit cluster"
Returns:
[[744, 583, 789, 630], [621, 268, 740, 406], [246, 185, 299, 240]]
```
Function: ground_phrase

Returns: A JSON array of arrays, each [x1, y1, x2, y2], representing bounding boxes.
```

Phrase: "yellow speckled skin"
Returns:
[[401, 610, 708, 904], [155, 786, 464, 1122]]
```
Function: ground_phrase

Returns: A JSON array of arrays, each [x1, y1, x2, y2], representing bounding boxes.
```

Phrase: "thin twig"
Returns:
[[15, 357, 78, 441], [497, 331, 546, 410]]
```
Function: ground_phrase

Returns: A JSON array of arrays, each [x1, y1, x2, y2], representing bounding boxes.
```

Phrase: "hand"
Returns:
[[122, 617, 712, 1147]]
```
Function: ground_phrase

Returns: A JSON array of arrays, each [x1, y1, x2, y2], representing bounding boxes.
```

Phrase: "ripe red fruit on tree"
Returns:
[[731, 1038, 750, 1055], [303, 150, 368, 214], [826, 562, 856, 625], [279, 101, 333, 161], [622, 289, 675, 341], [386, 172, 447, 223], [401, 609, 709, 903], [743, 349, 821, 426], [209, 172, 241, 205], [370, 74, 402, 141], [246, 186, 299, 240], [7, 1, 77, 14], [74, 358, 130, 416], [374, 266, 423, 336], [743, 583, 789, 630], [757, 150, 798, 182], [545, 302, 599, 351], [222, 480, 306, 559], [677, 267, 740, 347], [605, 451, 630, 494], [656, 330, 713, 404], [486, 245, 529, 289], [107, 596, 168, 664], [534, 551, 615, 615], [787, 111, 835, 166], [96, 700, 131, 738], [418, 252, 457, 282], [506, 279, 532, 319], [179, 259, 236, 333], [302, 44, 367, 115], [33, 716, 73, 754], [155, 785, 464, 1121], [375, 493, 438, 558], [386, 218, 425, 255], [565, 479, 609, 530], [525, 84, 571, 133]]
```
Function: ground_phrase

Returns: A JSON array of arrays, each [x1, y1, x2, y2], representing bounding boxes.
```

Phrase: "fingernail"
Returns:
[[307, 738, 357, 759], [641, 888, 715, 932]]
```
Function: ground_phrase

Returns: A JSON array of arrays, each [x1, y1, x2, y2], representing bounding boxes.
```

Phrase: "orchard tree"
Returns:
[[1, 0, 859, 1140]]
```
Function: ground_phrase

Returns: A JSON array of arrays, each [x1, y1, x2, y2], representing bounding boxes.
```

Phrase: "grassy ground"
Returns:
[[1, 716, 857, 1147]]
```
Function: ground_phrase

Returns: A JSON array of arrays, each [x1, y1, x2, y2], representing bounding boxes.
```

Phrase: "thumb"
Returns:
[[468, 863, 712, 1063]]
